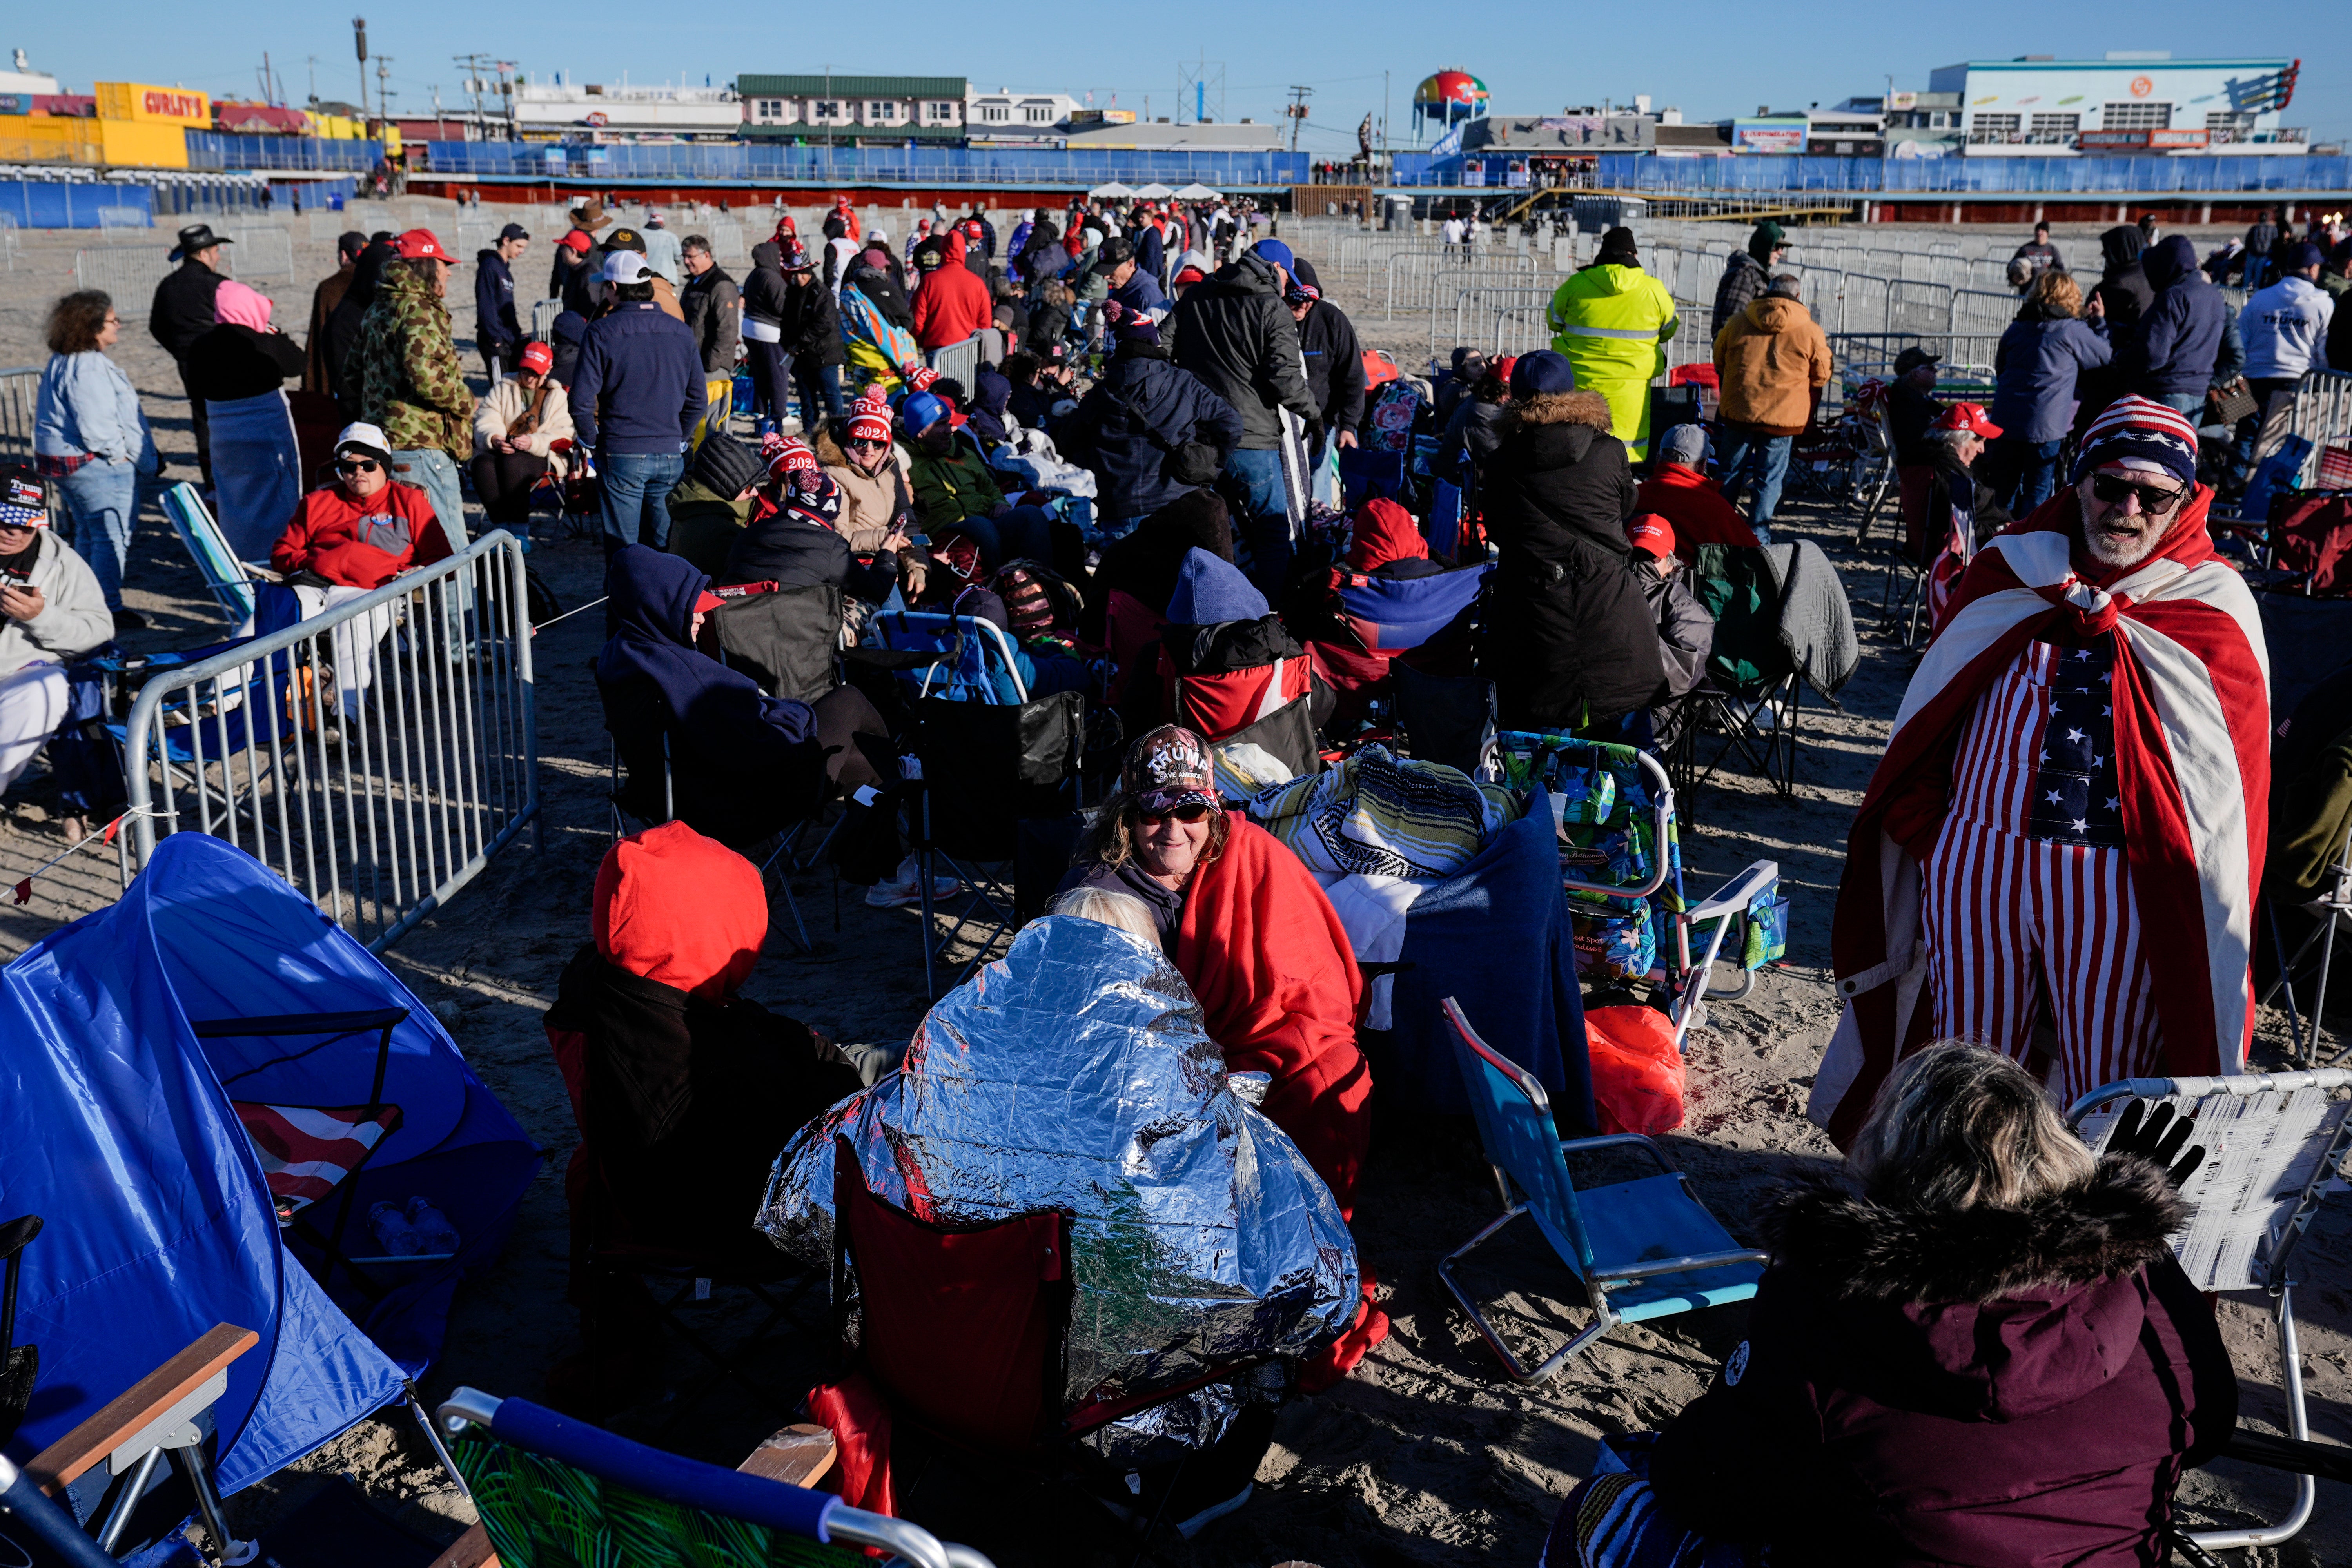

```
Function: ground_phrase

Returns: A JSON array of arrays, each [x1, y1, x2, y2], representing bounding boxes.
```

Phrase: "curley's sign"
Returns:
[[143, 88, 204, 118]]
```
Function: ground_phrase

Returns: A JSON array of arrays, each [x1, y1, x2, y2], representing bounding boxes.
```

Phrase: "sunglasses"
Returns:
[[2088, 472, 2186, 513], [1136, 802, 1213, 826], [335, 458, 381, 475], [846, 436, 891, 450]]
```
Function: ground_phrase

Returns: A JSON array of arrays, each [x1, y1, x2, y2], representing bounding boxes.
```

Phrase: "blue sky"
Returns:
[[13, 3, 2347, 151]]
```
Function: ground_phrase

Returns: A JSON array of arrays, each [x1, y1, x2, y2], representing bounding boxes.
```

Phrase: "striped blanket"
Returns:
[[1543, 1436, 1769, 1568], [1250, 744, 1521, 881]]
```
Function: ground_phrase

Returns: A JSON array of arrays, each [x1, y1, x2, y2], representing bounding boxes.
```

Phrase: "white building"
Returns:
[[1929, 54, 2306, 156], [508, 77, 741, 142], [736, 76, 966, 145], [965, 89, 1081, 144]]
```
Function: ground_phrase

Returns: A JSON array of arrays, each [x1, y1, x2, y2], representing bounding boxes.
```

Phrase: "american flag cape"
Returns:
[[1810, 486, 2270, 1147]]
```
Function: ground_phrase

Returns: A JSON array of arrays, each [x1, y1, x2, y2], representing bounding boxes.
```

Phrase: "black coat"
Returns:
[[844, 262, 914, 335], [474, 249, 520, 354], [777, 276, 845, 365], [1170, 252, 1316, 451], [151, 258, 227, 361], [725, 512, 851, 590], [2090, 226, 2155, 334], [183, 323, 307, 403], [1479, 391, 1664, 728], [1297, 299, 1367, 434], [1062, 344, 1246, 524]]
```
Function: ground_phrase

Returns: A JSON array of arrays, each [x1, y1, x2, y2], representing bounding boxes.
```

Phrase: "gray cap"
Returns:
[[1657, 423, 1709, 468]]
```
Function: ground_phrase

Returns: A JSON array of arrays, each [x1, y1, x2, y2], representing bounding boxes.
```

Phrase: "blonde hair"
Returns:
[[2027, 269, 2083, 319], [1847, 1042, 2096, 1210], [1047, 887, 1162, 947]]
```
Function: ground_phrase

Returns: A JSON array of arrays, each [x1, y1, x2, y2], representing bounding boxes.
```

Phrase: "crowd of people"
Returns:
[[5, 191, 2349, 1564]]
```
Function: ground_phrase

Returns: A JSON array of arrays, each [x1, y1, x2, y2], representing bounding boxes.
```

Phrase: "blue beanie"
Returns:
[[1510, 350, 1577, 399], [1252, 239, 1296, 274], [900, 390, 949, 433]]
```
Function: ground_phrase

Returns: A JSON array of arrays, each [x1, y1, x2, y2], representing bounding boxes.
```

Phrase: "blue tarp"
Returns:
[[0, 835, 539, 1492]]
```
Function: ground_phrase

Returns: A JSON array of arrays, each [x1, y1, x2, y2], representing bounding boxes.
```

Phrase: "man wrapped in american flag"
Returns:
[[1813, 396, 2269, 1147]]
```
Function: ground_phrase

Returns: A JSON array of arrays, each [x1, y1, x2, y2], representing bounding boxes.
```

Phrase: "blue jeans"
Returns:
[[1714, 427, 1791, 542], [389, 448, 468, 551], [55, 460, 140, 612], [598, 449, 686, 552], [1222, 446, 1292, 595], [1989, 435, 2066, 514], [2154, 391, 2205, 419], [940, 504, 1053, 572], [792, 358, 846, 433]]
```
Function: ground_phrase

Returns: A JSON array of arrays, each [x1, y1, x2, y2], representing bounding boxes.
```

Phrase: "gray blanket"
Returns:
[[1762, 539, 1859, 704]]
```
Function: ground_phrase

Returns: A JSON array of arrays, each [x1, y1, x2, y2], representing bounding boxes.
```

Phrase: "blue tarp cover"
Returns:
[[0, 835, 537, 1491]]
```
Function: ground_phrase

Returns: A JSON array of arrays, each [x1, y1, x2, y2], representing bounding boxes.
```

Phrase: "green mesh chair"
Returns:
[[436, 1388, 993, 1568]]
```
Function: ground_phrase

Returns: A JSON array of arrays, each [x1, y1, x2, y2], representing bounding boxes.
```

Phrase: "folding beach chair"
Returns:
[[2069, 1070, 2352, 1555], [160, 482, 263, 627], [1666, 543, 1810, 800], [1436, 998, 1767, 1383], [2264, 817, 2352, 1068], [432, 1386, 989, 1568], [1488, 733, 1786, 1045]]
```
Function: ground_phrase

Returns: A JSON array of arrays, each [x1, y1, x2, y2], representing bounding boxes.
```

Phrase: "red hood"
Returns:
[[592, 821, 766, 1003], [1346, 497, 1428, 573], [944, 229, 967, 265]]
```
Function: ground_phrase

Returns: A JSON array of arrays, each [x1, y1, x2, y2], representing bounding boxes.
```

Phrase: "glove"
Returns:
[[2105, 1098, 2206, 1189], [1301, 416, 1325, 449]]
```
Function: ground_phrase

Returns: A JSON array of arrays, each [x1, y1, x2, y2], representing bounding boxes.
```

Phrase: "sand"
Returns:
[[1, 209, 2346, 1566]]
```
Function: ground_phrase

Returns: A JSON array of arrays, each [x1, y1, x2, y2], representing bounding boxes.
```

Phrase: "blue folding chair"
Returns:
[[1331, 563, 1491, 657], [867, 609, 1031, 705], [1437, 997, 1767, 1383], [435, 1387, 991, 1568], [160, 482, 260, 627]]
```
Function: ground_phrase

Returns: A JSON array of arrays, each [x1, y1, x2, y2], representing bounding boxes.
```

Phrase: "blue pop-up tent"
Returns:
[[0, 835, 540, 1492]]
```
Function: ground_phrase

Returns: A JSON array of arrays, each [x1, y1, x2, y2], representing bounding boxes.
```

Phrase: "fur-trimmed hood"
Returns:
[[1767, 1156, 2183, 1303], [1760, 1156, 2187, 1423], [1510, 388, 1614, 432]]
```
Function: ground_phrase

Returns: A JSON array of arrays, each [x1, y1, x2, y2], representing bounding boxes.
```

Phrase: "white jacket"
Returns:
[[472, 376, 576, 477], [0, 530, 112, 678], [2239, 275, 2337, 380]]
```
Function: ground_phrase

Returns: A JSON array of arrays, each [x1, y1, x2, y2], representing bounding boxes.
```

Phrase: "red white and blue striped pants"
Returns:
[[1921, 643, 2161, 1108]]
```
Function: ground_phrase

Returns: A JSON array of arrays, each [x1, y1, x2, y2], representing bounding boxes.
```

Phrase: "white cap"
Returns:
[[334, 421, 392, 460], [603, 250, 653, 285]]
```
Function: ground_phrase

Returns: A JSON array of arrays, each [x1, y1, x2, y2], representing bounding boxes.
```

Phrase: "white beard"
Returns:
[[2083, 522, 2163, 568]]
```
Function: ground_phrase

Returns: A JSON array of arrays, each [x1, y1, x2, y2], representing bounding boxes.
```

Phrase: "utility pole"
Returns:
[[376, 55, 394, 129], [1383, 69, 1391, 177], [306, 54, 319, 111], [352, 17, 368, 124], [1286, 84, 1314, 153]]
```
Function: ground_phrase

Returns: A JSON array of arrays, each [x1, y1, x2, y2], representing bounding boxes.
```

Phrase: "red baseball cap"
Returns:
[[518, 341, 554, 375], [559, 229, 592, 253], [693, 589, 726, 615], [1626, 513, 1677, 559], [1934, 401, 2002, 439], [395, 228, 453, 262]]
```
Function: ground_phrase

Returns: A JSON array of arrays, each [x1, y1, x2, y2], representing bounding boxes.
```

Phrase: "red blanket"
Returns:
[[1174, 818, 1384, 1385], [1816, 487, 2270, 1147]]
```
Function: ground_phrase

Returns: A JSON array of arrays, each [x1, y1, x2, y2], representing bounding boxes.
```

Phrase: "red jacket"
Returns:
[[909, 257, 993, 350], [1632, 463, 1761, 557], [270, 479, 452, 588]]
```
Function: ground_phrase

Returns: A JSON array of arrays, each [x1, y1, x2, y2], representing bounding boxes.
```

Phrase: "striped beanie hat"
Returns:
[[2073, 396, 2200, 490]]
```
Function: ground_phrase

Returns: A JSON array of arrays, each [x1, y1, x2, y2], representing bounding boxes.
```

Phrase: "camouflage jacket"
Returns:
[[347, 263, 475, 460]]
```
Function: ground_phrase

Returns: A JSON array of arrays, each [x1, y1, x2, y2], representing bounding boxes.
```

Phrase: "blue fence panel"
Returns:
[[185, 132, 384, 173], [414, 140, 1308, 188], [1586, 152, 2350, 196], [0, 181, 155, 228]]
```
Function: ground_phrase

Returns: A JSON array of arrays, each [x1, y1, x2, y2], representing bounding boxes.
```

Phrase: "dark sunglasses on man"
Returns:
[[336, 457, 381, 475], [2088, 472, 2186, 514], [845, 436, 891, 452], [1137, 802, 1213, 826]]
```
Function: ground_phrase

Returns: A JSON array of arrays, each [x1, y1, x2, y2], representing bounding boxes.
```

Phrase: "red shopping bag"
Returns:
[[1584, 1005, 1686, 1135]]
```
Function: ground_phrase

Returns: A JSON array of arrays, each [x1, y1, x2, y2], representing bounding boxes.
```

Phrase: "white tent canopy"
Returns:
[[1088, 181, 1136, 198], [1173, 183, 1221, 200], [1132, 182, 1176, 199]]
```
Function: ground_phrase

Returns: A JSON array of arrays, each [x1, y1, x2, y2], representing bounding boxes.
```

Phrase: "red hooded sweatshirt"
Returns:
[[1631, 463, 1762, 557], [910, 229, 994, 350]]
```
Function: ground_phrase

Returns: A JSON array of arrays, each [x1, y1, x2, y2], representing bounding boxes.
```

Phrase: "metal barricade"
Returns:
[[229, 227, 296, 281], [925, 332, 982, 387], [530, 299, 563, 339], [1829, 332, 2005, 391], [120, 532, 539, 954], [74, 247, 179, 315], [1949, 289, 2021, 337], [0, 365, 35, 461], [2288, 369, 2352, 488]]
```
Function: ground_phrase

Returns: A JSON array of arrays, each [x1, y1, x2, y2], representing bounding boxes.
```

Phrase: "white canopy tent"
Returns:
[[1172, 183, 1221, 200], [1088, 181, 1136, 199], [1132, 183, 1176, 199]]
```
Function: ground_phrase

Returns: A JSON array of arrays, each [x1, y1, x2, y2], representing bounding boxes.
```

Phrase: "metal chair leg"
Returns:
[[1436, 1204, 1617, 1385], [2187, 1284, 2316, 1552]]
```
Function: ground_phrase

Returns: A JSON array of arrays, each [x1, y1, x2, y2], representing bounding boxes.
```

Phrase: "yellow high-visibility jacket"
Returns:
[[1546, 263, 1679, 457]]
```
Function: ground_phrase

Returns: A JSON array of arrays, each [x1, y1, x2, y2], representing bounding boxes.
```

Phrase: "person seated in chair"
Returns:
[[271, 422, 455, 719], [1632, 423, 1761, 559], [469, 341, 574, 530], [595, 544, 829, 843], [543, 818, 865, 1414], [663, 432, 765, 580], [899, 390, 1053, 573], [1057, 725, 1386, 1388], [1549, 1042, 2232, 1568], [0, 466, 111, 795], [1625, 514, 1714, 702], [725, 440, 899, 606]]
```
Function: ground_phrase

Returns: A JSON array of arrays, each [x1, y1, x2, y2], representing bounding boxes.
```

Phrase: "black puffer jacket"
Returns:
[[1170, 251, 1316, 451], [1480, 390, 1664, 728], [1061, 343, 1246, 524], [150, 258, 227, 361], [776, 273, 844, 365], [724, 511, 851, 590]]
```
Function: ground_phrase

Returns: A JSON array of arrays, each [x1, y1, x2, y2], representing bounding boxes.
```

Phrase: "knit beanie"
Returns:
[[691, 433, 763, 499], [1510, 350, 1577, 399], [2071, 395, 2200, 491]]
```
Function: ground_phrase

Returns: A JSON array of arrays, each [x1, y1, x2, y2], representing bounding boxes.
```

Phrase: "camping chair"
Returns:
[[1845, 385, 1897, 547], [2263, 812, 2352, 1068], [1489, 733, 1785, 1040], [201, 1008, 409, 1301], [1666, 544, 1806, 800], [432, 1387, 990, 1568], [597, 681, 828, 953], [1436, 998, 1767, 1383], [4, 1323, 260, 1566], [1309, 563, 1491, 732], [2068, 1070, 2352, 1555], [710, 583, 845, 705], [160, 482, 263, 626]]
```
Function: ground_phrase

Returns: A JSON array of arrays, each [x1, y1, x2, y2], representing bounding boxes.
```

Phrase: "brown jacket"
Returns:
[[303, 267, 353, 394], [1713, 295, 1831, 436]]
